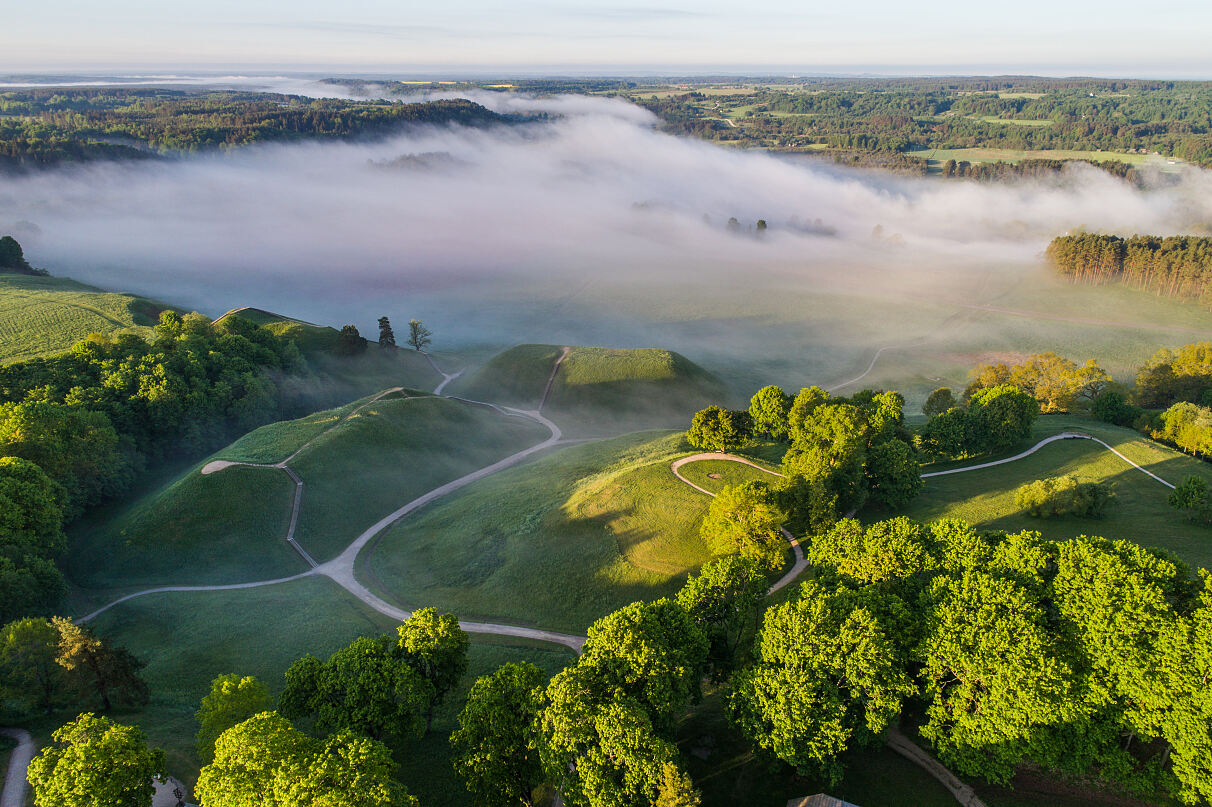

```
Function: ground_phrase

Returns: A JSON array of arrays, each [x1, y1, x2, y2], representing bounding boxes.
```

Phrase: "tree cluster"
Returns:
[[915, 384, 1038, 460], [0, 616, 148, 717], [962, 351, 1111, 413], [0, 311, 313, 618], [1048, 233, 1212, 307], [0, 89, 505, 170], [732, 516, 1212, 804], [451, 556, 772, 807]]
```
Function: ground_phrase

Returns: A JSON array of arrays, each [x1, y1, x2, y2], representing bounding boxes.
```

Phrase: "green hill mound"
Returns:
[[0, 273, 171, 363], [69, 392, 548, 591], [365, 431, 776, 634], [215, 306, 339, 352], [453, 344, 727, 432]]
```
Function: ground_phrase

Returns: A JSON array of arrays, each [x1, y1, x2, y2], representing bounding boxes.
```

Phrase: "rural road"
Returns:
[[0, 728, 32, 807]]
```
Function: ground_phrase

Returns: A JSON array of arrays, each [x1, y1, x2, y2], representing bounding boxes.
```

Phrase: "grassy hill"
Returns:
[[364, 431, 753, 634], [67, 392, 549, 594], [452, 344, 728, 433], [215, 306, 340, 352], [897, 415, 1212, 572], [0, 273, 170, 363]]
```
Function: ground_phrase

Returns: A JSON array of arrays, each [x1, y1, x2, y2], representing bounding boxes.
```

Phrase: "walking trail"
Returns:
[[0, 729, 32, 807], [80, 354, 587, 652]]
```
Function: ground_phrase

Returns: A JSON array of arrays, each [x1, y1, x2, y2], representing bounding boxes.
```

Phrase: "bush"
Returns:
[[1014, 475, 1113, 518]]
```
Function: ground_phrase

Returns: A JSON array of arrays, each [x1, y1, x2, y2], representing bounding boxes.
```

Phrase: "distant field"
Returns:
[[901, 416, 1212, 572], [0, 273, 169, 363], [365, 431, 730, 633], [914, 146, 1170, 166]]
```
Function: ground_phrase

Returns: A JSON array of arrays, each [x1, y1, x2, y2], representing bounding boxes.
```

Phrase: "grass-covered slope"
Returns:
[[901, 415, 1212, 571], [290, 394, 549, 561], [453, 344, 728, 433], [216, 306, 339, 352], [67, 464, 304, 593], [69, 392, 549, 593], [364, 431, 736, 634], [0, 273, 170, 363]]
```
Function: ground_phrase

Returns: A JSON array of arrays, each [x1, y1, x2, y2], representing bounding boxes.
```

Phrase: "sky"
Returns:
[[3, 0, 1211, 77]]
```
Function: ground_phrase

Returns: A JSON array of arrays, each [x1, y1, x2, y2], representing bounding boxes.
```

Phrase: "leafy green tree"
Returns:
[[655, 762, 701, 807], [451, 661, 547, 807], [196, 673, 273, 762], [579, 598, 709, 725], [808, 517, 935, 587], [1170, 475, 1212, 523], [196, 711, 417, 807], [748, 385, 791, 441], [27, 713, 165, 807], [786, 386, 830, 444], [334, 324, 367, 356], [1152, 574, 1212, 805], [1092, 389, 1141, 426], [915, 406, 979, 459], [397, 607, 469, 731], [274, 729, 416, 807], [917, 570, 1079, 782], [52, 617, 148, 711], [685, 406, 751, 453], [729, 582, 914, 783], [0, 235, 34, 273], [922, 387, 956, 417], [279, 635, 434, 741], [0, 400, 131, 516], [407, 319, 432, 351], [864, 439, 922, 509], [676, 556, 768, 672], [1015, 475, 1112, 518], [539, 677, 679, 807], [0, 616, 65, 714], [377, 316, 396, 348], [968, 384, 1038, 452], [699, 481, 786, 571], [195, 711, 310, 807]]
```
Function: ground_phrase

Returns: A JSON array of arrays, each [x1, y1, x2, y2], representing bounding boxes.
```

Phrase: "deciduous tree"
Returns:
[[196, 673, 273, 762], [699, 481, 786, 571], [27, 713, 164, 807]]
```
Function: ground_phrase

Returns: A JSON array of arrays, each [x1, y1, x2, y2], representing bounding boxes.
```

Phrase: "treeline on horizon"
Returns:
[[1047, 233, 1212, 305], [0, 89, 505, 169], [635, 79, 1212, 168]]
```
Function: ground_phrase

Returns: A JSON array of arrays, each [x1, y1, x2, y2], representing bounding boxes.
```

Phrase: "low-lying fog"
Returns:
[[2, 81, 1211, 390]]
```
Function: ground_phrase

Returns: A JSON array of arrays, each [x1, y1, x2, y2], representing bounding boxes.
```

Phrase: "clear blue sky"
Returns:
[[3, 0, 1210, 77]]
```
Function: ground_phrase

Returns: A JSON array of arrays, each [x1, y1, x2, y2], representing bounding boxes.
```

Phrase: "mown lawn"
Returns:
[[365, 431, 729, 634], [903, 415, 1212, 572], [0, 273, 167, 363], [67, 464, 304, 596], [292, 395, 549, 561]]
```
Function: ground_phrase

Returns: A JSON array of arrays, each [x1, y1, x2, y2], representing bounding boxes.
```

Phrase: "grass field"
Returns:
[[902, 415, 1212, 572], [676, 457, 783, 494], [76, 576, 574, 801], [0, 273, 169, 363], [67, 464, 304, 594], [365, 431, 730, 633], [66, 393, 546, 601], [913, 146, 1172, 167], [291, 395, 548, 561]]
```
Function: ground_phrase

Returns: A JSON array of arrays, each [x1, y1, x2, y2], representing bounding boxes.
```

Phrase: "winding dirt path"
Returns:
[[0, 728, 33, 807], [80, 385, 587, 651]]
